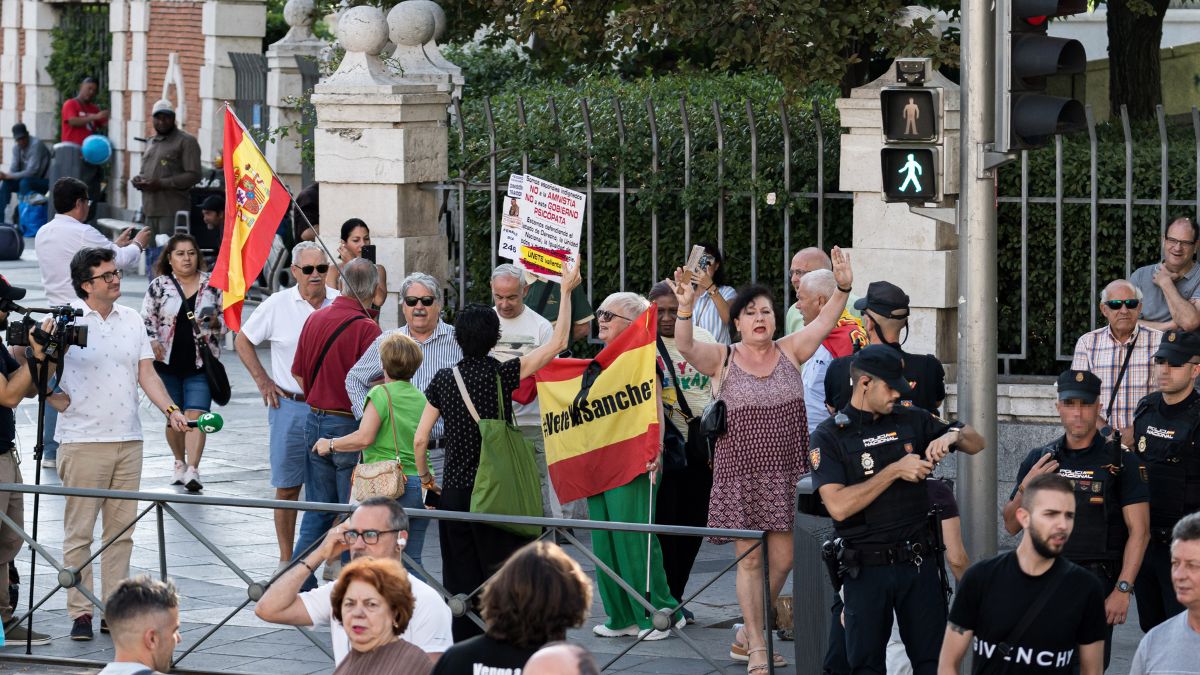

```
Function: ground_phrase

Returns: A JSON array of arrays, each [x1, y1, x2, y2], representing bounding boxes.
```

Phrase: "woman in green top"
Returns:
[[313, 333, 431, 568]]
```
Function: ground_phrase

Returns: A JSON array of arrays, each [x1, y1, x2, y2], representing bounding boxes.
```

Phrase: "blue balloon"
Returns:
[[81, 134, 112, 165]]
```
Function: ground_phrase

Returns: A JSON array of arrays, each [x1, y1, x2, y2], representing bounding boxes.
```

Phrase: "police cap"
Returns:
[[1057, 369, 1101, 403], [853, 281, 911, 319], [853, 345, 913, 397], [1152, 330, 1200, 366]]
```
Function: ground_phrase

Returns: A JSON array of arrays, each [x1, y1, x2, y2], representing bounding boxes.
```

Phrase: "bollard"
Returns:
[[793, 476, 837, 674]]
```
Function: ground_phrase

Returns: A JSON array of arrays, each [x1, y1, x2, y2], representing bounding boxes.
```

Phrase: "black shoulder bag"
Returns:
[[977, 560, 1068, 674], [657, 336, 712, 471], [168, 276, 231, 406], [700, 345, 733, 444]]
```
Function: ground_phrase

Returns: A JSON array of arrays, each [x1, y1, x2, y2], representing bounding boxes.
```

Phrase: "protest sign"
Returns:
[[516, 174, 585, 281], [498, 175, 525, 261]]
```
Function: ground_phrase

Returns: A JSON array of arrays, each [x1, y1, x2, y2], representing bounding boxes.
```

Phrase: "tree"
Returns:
[[1103, 0, 1172, 120]]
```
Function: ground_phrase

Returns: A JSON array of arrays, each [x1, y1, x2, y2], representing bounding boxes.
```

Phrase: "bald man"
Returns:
[[786, 247, 861, 334], [523, 642, 599, 675]]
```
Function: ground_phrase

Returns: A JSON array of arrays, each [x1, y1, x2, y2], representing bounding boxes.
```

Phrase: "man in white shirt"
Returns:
[[33, 177, 151, 469], [57, 247, 189, 641], [96, 576, 181, 675], [491, 264, 561, 517], [234, 241, 337, 568], [254, 496, 453, 665], [796, 270, 858, 434]]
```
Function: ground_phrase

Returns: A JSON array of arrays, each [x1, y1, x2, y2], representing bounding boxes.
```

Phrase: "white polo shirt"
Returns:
[[298, 574, 453, 665], [239, 285, 337, 395], [56, 300, 155, 444], [493, 306, 553, 427]]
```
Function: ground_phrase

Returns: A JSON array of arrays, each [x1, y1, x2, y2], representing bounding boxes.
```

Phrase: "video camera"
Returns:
[[0, 274, 87, 360]]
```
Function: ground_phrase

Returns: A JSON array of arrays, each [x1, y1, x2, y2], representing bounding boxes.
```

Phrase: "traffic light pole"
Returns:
[[958, 0, 999, 563]]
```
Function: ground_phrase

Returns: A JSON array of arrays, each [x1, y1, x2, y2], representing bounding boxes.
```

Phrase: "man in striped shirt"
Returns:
[[1072, 278, 1162, 445]]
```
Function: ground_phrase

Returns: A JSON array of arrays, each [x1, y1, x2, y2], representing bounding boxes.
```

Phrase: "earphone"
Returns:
[[396, 538, 407, 549]]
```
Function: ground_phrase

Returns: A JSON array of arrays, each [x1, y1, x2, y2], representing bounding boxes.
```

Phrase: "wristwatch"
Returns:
[[1116, 580, 1133, 593]]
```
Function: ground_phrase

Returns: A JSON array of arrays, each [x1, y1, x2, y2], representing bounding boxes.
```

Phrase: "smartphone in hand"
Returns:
[[423, 489, 440, 508], [361, 244, 377, 263]]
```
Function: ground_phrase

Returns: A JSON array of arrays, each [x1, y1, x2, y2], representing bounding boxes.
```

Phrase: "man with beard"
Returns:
[[1001, 369, 1150, 670], [938, 473, 1107, 674]]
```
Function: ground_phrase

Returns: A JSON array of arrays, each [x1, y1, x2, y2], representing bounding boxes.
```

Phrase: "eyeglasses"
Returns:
[[86, 269, 123, 284], [596, 308, 632, 322], [1165, 236, 1197, 248], [1103, 299, 1140, 310], [789, 268, 816, 278], [341, 528, 401, 545], [293, 264, 330, 275], [404, 296, 436, 307]]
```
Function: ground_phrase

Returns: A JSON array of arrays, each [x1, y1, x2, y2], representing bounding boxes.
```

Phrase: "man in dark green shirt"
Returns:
[[524, 278, 594, 345]]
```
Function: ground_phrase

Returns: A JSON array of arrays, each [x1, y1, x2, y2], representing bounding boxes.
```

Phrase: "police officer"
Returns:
[[812, 345, 985, 674], [824, 281, 945, 413], [1001, 369, 1149, 670], [1130, 329, 1200, 631]]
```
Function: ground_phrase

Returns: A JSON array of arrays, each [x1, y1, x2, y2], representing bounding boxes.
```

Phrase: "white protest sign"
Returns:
[[498, 175, 525, 261], [516, 174, 585, 281]]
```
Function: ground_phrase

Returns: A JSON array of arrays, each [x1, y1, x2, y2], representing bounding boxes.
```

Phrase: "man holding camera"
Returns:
[[0, 274, 52, 644], [56, 247, 189, 641]]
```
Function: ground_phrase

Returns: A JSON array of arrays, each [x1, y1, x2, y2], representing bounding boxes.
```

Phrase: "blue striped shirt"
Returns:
[[345, 319, 463, 440]]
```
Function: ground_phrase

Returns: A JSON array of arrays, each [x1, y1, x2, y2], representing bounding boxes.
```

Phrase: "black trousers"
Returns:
[[654, 465, 713, 606], [1134, 538, 1185, 632], [824, 596, 851, 675], [438, 486, 534, 641], [840, 557, 946, 675]]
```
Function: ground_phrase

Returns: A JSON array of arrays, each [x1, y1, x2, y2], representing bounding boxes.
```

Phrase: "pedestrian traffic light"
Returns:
[[881, 148, 938, 201], [879, 60, 943, 203], [996, 0, 1088, 152]]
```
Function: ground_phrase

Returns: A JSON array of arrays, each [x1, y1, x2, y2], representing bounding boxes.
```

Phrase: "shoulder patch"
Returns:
[[809, 448, 821, 470]]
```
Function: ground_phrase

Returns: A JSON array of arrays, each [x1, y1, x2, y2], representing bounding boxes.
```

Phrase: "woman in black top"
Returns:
[[415, 262, 580, 641]]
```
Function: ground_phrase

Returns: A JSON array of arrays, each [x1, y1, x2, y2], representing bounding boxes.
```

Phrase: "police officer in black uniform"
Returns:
[[812, 345, 985, 674], [1130, 329, 1200, 630], [1001, 369, 1149, 670], [824, 281, 946, 413]]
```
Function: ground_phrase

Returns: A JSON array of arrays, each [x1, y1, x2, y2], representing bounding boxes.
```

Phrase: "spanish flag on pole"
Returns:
[[211, 105, 290, 331], [534, 306, 660, 503]]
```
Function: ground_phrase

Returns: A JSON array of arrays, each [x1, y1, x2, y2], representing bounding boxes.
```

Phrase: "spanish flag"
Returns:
[[211, 105, 290, 331], [535, 306, 660, 503]]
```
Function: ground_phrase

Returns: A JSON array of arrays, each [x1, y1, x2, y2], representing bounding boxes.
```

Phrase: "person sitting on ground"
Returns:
[[97, 575, 181, 675], [431, 541, 592, 675], [524, 641, 601, 675], [330, 557, 433, 675]]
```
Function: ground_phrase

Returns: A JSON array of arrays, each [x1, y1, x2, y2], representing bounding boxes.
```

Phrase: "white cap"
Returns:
[[151, 99, 175, 117]]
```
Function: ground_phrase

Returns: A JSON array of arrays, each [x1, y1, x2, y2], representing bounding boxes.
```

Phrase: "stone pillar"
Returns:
[[0, 0, 21, 167], [311, 1, 454, 330], [198, 0, 266, 163], [837, 68, 961, 368], [20, 0, 57, 140], [116, 0, 151, 211], [265, 0, 323, 193]]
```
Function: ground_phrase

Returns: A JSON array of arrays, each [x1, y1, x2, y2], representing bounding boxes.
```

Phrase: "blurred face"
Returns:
[[796, 285, 824, 324], [1162, 220, 1197, 271], [153, 113, 175, 136], [82, 260, 122, 305], [290, 249, 327, 296], [596, 304, 633, 344], [402, 282, 439, 334], [145, 608, 181, 673], [79, 81, 97, 102], [1171, 538, 1200, 610], [1155, 359, 1200, 397], [340, 580, 396, 653], [168, 242, 199, 277], [858, 376, 900, 415], [656, 293, 679, 338], [491, 275, 526, 319], [1056, 398, 1099, 445], [15, 136, 28, 149], [732, 295, 775, 344], [344, 226, 370, 257], [202, 209, 222, 228], [1020, 489, 1075, 559], [345, 505, 404, 561], [1099, 283, 1139, 337]]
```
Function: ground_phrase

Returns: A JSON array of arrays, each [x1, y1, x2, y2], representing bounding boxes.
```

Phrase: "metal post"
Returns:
[[958, 0, 998, 563]]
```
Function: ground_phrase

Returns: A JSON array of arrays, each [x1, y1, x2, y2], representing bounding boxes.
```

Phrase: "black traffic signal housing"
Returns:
[[880, 69, 942, 203]]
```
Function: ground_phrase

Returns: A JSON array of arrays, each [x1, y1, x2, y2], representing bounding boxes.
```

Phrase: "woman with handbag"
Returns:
[[312, 333, 432, 571], [141, 233, 226, 492], [413, 261, 580, 642], [670, 246, 854, 674]]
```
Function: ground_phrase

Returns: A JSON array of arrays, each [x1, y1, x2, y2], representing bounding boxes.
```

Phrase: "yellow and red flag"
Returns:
[[211, 105, 290, 331], [535, 305, 660, 503]]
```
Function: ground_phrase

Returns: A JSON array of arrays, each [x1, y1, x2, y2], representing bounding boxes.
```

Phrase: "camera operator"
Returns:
[[56, 247, 189, 641], [0, 273, 53, 644]]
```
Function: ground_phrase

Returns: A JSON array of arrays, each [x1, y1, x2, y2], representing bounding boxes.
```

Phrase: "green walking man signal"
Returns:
[[898, 153, 923, 193]]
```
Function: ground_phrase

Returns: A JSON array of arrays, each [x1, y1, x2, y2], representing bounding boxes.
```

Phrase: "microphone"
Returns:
[[187, 412, 224, 433]]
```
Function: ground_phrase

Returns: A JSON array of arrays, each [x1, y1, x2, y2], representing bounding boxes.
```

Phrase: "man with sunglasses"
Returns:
[[1072, 279, 1162, 446], [1132, 217, 1200, 332], [1129, 330, 1200, 631], [255, 496, 452, 665], [235, 241, 339, 570]]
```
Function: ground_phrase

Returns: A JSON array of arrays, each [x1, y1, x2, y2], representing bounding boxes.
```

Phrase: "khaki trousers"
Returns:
[[59, 441, 142, 619], [0, 450, 23, 620]]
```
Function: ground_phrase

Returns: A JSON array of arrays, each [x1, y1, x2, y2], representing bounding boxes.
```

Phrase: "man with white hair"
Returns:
[[795, 269, 861, 434], [235, 241, 338, 569], [786, 247, 861, 334], [1071, 278, 1162, 442]]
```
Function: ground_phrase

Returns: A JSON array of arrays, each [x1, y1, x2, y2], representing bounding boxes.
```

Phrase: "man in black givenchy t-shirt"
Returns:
[[939, 474, 1107, 675]]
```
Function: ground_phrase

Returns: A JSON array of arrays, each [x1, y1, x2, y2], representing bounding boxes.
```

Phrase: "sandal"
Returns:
[[731, 628, 789, 667], [747, 648, 771, 674]]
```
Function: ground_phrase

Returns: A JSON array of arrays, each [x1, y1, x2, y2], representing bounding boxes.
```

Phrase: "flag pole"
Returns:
[[646, 466, 655, 626], [220, 102, 377, 324]]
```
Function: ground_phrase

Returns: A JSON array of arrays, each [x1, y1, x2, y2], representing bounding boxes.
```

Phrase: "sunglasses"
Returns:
[[596, 308, 632, 322], [293, 264, 330, 275], [1103, 299, 1140, 310], [404, 296, 436, 307]]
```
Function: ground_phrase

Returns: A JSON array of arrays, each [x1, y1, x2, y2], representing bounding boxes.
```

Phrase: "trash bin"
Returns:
[[794, 475, 837, 674]]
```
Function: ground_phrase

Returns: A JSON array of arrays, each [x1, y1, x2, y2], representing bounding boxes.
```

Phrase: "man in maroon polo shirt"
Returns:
[[290, 257, 382, 587]]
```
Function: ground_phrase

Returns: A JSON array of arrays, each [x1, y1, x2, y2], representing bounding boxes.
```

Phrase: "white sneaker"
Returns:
[[592, 623, 639, 638], [638, 617, 686, 642], [42, 458, 56, 469], [183, 466, 202, 492], [172, 461, 186, 485]]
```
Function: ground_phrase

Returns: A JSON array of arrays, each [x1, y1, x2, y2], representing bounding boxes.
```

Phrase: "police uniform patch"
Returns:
[[861, 452, 875, 475], [904, 442, 914, 454], [1138, 436, 1147, 453], [1169, 332, 1177, 342], [1092, 481, 1102, 493], [809, 448, 821, 470], [1089, 496, 1105, 505], [1075, 372, 1085, 382], [1139, 465, 1148, 482]]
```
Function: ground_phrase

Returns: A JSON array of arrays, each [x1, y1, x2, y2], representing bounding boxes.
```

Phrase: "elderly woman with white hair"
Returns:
[[589, 291, 682, 642]]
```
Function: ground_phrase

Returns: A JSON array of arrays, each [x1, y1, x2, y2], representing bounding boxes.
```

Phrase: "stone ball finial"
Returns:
[[387, 1, 437, 48], [337, 5, 389, 55], [407, 0, 446, 42], [283, 0, 314, 28]]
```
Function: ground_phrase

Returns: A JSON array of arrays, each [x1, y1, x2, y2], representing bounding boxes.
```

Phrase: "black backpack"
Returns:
[[0, 223, 23, 261]]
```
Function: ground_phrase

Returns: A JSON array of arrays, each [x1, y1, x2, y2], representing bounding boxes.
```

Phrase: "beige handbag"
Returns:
[[350, 385, 407, 502]]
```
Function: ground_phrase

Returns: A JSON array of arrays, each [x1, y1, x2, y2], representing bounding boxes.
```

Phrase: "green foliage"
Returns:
[[265, 0, 290, 50], [995, 120, 1198, 375], [449, 71, 850, 316], [46, 4, 110, 138]]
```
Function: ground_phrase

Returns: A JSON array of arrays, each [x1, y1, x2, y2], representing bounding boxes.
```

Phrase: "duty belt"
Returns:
[[847, 539, 930, 567]]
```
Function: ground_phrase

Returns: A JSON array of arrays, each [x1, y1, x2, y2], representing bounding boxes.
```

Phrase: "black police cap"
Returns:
[[1153, 330, 1200, 366], [1056, 369, 1102, 403], [853, 345, 913, 397], [853, 280, 911, 319], [0, 273, 27, 302]]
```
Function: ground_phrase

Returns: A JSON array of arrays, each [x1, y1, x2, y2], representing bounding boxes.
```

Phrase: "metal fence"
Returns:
[[229, 52, 268, 131], [0, 483, 777, 674]]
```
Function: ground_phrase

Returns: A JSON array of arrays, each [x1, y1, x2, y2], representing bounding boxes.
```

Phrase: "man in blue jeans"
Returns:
[[289, 258, 380, 589], [0, 123, 49, 224]]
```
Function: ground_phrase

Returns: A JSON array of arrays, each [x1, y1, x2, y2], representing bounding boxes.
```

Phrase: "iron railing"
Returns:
[[229, 52, 269, 131]]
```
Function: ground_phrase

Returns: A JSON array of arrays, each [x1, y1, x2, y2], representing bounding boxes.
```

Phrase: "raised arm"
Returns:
[[669, 268, 726, 376], [520, 261, 581, 379], [778, 246, 852, 364]]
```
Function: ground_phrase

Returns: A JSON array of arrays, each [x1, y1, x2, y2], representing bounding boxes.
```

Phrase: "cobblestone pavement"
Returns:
[[0, 248, 1144, 674]]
